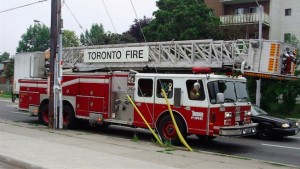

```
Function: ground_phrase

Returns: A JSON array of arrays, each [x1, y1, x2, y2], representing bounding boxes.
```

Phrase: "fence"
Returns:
[[0, 84, 13, 94]]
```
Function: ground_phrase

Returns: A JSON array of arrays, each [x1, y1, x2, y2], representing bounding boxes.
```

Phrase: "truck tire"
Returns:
[[39, 103, 49, 126], [11, 91, 17, 103], [157, 115, 187, 145], [63, 105, 76, 129]]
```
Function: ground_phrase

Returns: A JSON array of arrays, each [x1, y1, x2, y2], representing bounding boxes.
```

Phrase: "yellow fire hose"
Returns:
[[126, 95, 164, 146], [161, 89, 193, 152]]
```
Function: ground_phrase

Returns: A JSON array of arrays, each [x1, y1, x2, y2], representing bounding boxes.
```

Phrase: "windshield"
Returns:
[[251, 105, 268, 116], [236, 82, 250, 102], [207, 80, 250, 104]]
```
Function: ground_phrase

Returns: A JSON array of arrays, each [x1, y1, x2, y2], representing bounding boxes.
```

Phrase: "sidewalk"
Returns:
[[0, 118, 298, 169]]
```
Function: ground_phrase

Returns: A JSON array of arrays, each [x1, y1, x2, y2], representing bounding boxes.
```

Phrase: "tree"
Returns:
[[4, 58, 14, 81], [0, 52, 9, 62], [62, 30, 80, 47], [103, 32, 136, 44], [143, 0, 220, 41], [126, 16, 152, 42], [16, 23, 50, 52], [80, 23, 105, 45], [277, 80, 300, 115]]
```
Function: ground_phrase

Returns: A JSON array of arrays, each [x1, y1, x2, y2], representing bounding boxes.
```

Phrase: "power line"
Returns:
[[101, 0, 117, 33], [130, 0, 147, 42], [62, 0, 93, 45], [0, 0, 48, 14]]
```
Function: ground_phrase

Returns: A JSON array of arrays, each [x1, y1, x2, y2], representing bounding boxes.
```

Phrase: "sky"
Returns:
[[0, 0, 158, 56]]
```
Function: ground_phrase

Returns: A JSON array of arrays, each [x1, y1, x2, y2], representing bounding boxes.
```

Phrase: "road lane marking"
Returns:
[[289, 136, 300, 139], [10, 111, 29, 115], [261, 143, 300, 150]]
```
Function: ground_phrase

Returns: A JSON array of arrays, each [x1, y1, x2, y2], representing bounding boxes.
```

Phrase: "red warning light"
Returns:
[[192, 67, 212, 74]]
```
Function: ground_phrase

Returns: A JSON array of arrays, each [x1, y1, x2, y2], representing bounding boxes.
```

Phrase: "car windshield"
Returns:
[[251, 105, 268, 116]]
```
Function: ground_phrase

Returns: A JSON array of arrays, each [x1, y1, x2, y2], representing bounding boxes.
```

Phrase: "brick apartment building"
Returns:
[[205, 0, 300, 42]]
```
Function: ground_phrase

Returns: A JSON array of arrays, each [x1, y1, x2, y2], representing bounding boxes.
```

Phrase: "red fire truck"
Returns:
[[18, 39, 297, 144], [19, 71, 256, 144]]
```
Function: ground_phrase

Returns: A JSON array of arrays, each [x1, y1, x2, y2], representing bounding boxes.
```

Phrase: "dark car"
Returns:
[[251, 105, 299, 140]]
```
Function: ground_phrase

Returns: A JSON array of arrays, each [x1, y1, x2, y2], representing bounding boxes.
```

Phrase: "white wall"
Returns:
[[269, 0, 300, 42]]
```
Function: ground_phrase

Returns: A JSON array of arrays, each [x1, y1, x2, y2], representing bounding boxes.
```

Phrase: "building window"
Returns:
[[249, 7, 259, 14], [285, 8, 291, 16], [234, 8, 248, 15], [284, 33, 291, 43], [249, 32, 259, 39]]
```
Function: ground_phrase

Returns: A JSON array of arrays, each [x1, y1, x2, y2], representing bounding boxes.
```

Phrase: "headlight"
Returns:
[[281, 123, 290, 128], [295, 122, 298, 127], [245, 111, 251, 116], [225, 112, 232, 118]]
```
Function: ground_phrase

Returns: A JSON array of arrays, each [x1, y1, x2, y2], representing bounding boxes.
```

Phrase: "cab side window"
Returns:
[[137, 79, 153, 97], [156, 79, 173, 99], [186, 80, 205, 101]]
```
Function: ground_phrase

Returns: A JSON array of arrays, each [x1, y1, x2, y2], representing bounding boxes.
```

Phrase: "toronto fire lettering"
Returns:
[[84, 47, 148, 63]]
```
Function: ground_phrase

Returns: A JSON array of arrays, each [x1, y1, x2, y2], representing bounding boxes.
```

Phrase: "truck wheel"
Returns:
[[157, 115, 187, 145], [39, 103, 49, 126], [257, 125, 273, 140], [63, 105, 76, 129], [11, 92, 17, 103]]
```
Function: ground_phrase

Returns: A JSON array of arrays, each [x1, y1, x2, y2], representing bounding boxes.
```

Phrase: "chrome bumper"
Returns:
[[219, 123, 258, 137]]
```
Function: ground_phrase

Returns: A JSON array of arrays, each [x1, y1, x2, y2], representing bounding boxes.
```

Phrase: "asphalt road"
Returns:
[[0, 98, 299, 167]]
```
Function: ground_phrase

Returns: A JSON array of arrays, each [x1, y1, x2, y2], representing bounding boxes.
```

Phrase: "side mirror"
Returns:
[[216, 93, 224, 104]]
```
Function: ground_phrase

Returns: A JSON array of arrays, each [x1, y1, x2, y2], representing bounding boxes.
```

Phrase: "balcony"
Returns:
[[220, 13, 270, 26], [220, 0, 267, 5]]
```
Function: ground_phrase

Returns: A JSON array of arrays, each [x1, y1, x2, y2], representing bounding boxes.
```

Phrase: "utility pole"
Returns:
[[56, 0, 63, 129], [256, 5, 263, 107], [49, 0, 58, 129]]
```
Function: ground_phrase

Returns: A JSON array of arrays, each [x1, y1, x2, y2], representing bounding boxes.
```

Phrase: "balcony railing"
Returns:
[[220, 0, 266, 5], [220, 13, 270, 26]]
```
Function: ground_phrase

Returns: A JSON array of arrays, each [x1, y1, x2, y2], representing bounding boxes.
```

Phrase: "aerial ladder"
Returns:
[[60, 39, 299, 80]]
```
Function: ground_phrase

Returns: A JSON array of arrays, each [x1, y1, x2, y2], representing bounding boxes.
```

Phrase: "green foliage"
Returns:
[[0, 93, 12, 98], [62, 30, 80, 47], [246, 77, 256, 103], [260, 79, 300, 116], [126, 16, 152, 42], [247, 77, 300, 116], [80, 23, 137, 45], [0, 52, 13, 82], [0, 52, 9, 62], [103, 32, 136, 44], [17, 23, 50, 52], [4, 58, 14, 80], [80, 23, 105, 45], [143, 0, 220, 41], [132, 133, 139, 142]]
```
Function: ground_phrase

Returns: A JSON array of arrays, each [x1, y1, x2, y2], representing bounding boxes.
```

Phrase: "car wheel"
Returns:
[[257, 125, 273, 140]]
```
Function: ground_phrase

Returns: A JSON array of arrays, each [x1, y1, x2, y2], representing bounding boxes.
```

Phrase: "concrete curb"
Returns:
[[0, 154, 44, 169]]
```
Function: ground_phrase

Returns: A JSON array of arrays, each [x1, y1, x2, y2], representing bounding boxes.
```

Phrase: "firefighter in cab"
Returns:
[[190, 82, 201, 100]]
